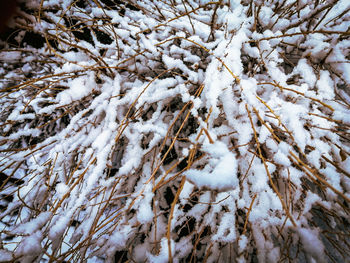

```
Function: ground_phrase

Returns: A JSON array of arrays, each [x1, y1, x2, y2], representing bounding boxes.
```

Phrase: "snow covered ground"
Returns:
[[0, 0, 349, 262]]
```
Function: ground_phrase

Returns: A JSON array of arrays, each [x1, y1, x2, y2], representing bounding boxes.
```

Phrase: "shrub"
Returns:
[[0, 0, 349, 262]]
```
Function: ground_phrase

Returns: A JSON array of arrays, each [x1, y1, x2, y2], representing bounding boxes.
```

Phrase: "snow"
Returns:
[[316, 70, 335, 100], [179, 181, 194, 204], [0, 249, 13, 261], [48, 213, 71, 243], [238, 235, 248, 251], [274, 149, 291, 166], [185, 141, 238, 191], [1, 0, 349, 262], [212, 211, 236, 242], [136, 184, 154, 224], [0, 51, 21, 62], [294, 59, 317, 88], [147, 238, 175, 263], [15, 231, 43, 263], [133, 244, 148, 262], [55, 183, 70, 198], [56, 75, 95, 105], [12, 212, 51, 235], [298, 228, 326, 263], [104, 224, 133, 256], [303, 191, 321, 215]]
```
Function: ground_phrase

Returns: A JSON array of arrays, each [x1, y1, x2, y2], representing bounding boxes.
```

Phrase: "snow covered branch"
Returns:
[[0, 0, 349, 262]]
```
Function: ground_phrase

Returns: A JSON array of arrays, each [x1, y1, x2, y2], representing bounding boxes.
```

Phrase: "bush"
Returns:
[[0, 0, 349, 262]]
